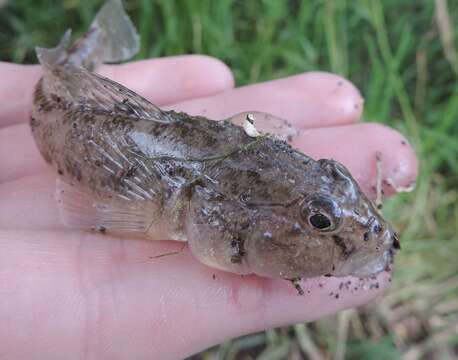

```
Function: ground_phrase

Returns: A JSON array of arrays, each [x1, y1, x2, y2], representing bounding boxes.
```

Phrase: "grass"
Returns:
[[1, 0, 457, 358]]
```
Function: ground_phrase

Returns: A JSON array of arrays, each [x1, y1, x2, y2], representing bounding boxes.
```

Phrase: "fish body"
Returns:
[[31, 0, 399, 281]]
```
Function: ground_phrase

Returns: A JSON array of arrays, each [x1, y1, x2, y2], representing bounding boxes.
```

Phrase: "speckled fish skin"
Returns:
[[30, 0, 400, 281]]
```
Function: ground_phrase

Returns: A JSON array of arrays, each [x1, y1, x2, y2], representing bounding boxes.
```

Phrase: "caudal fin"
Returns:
[[36, 0, 139, 70]]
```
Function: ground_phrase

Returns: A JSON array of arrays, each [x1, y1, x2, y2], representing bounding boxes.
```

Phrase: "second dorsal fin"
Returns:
[[36, 0, 139, 70]]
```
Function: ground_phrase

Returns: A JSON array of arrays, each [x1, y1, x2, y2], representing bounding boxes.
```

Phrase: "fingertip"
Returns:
[[292, 71, 364, 127], [185, 54, 235, 92], [294, 123, 418, 198], [374, 124, 418, 196], [355, 123, 418, 197]]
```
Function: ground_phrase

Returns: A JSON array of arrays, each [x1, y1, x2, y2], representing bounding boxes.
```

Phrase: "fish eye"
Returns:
[[301, 195, 342, 232], [309, 213, 332, 229]]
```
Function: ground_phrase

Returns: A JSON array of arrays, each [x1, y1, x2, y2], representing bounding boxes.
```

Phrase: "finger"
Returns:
[[292, 123, 418, 197], [166, 71, 364, 128], [0, 123, 417, 230], [0, 124, 47, 182], [0, 64, 41, 129], [100, 55, 234, 106], [0, 173, 59, 230], [0, 55, 234, 128], [1, 72, 363, 183], [0, 229, 391, 359]]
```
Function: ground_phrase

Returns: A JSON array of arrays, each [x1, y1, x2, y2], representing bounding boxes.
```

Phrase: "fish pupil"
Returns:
[[309, 213, 331, 229]]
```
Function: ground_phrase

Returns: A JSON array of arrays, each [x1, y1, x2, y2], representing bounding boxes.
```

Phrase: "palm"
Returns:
[[0, 56, 417, 359]]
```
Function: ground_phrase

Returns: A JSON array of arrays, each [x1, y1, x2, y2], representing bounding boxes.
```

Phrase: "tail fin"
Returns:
[[36, 0, 139, 70]]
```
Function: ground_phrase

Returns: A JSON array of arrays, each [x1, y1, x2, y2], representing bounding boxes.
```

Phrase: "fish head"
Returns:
[[243, 158, 399, 279]]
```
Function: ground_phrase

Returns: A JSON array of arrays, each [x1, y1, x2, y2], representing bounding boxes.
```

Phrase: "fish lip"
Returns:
[[334, 248, 392, 278], [360, 249, 393, 277]]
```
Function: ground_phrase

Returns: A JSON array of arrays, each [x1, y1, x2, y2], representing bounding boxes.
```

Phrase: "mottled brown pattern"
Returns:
[[30, 0, 399, 282]]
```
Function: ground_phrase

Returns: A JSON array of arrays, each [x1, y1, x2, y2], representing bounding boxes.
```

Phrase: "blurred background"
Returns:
[[1, 0, 457, 358]]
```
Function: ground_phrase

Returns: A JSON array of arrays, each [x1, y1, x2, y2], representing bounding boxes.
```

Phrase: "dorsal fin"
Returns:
[[42, 65, 171, 123]]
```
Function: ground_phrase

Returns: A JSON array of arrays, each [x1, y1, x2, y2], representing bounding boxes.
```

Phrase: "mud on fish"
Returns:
[[30, 0, 400, 291]]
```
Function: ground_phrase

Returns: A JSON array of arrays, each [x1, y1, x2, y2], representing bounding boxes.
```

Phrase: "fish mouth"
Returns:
[[351, 229, 399, 277], [335, 228, 398, 278], [331, 222, 400, 278]]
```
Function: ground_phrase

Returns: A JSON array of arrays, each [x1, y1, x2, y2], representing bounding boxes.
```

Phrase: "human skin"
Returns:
[[0, 56, 417, 360]]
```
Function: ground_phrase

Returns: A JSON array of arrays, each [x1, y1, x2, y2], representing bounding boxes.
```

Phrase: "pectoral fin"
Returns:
[[55, 178, 169, 240]]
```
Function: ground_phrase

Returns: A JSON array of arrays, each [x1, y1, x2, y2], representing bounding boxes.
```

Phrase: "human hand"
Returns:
[[0, 56, 417, 359]]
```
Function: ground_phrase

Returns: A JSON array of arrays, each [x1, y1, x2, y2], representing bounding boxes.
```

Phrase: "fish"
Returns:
[[30, 0, 400, 289]]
